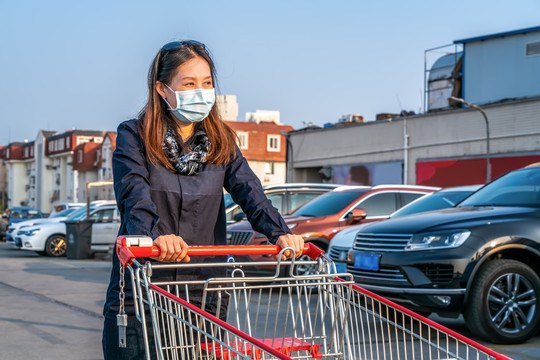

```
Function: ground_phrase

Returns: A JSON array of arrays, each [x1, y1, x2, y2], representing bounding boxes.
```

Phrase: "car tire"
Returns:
[[464, 259, 540, 344], [293, 240, 327, 277], [45, 235, 67, 257]]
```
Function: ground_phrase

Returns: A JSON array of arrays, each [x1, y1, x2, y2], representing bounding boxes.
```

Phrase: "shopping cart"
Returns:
[[116, 235, 512, 360]]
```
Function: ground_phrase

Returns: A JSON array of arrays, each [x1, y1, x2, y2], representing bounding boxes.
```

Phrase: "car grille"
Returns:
[[353, 233, 411, 252], [347, 264, 408, 282], [417, 264, 454, 284], [328, 246, 349, 262], [227, 230, 254, 245]]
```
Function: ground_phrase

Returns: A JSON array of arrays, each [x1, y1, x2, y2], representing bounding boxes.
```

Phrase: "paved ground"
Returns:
[[0, 241, 538, 359]]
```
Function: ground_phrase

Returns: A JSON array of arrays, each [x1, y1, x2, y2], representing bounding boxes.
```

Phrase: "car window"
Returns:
[[226, 205, 243, 223], [400, 192, 426, 207], [392, 191, 475, 218], [267, 194, 285, 213], [293, 190, 368, 217], [90, 209, 114, 221], [10, 209, 42, 219], [289, 192, 323, 213], [459, 168, 540, 207], [356, 192, 398, 217], [223, 193, 235, 208]]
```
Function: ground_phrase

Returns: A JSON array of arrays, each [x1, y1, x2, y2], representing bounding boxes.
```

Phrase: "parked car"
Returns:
[[16, 203, 119, 257], [347, 164, 540, 344], [328, 185, 482, 273], [4, 206, 45, 242], [6, 206, 83, 246], [0, 218, 7, 241], [227, 184, 438, 274], [225, 183, 341, 224]]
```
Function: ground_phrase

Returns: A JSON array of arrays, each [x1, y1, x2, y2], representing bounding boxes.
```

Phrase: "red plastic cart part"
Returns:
[[117, 235, 324, 267], [150, 284, 292, 360], [199, 338, 322, 360]]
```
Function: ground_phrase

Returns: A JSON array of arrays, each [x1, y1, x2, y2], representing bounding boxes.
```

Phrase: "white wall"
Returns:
[[245, 160, 287, 186], [7, 162, 27, 207]]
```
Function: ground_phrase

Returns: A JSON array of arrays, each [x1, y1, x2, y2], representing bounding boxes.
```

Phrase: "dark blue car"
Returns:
[[5, 207, 44, 242]]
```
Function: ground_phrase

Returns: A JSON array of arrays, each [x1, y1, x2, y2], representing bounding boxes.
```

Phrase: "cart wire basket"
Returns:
[[116, 235, 512, 360]]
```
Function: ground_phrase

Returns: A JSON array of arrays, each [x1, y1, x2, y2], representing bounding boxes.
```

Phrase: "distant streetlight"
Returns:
[[450, 96, 491, 183]]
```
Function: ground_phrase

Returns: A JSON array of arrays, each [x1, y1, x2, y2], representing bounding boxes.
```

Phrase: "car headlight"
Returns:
[[24, 228, 41, 236], [405, 230, 471, 251]]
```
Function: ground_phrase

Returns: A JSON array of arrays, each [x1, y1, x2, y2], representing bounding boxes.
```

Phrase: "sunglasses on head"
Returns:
[[162, 40, 205, 51]]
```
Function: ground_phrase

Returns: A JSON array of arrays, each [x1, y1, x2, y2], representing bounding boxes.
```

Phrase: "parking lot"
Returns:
[[0, 241, 538, 359]]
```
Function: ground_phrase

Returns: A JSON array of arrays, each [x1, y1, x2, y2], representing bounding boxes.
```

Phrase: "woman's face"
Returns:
[[156, 56, 213, 109]]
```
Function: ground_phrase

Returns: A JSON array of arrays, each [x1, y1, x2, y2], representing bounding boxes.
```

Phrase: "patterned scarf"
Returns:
[[162, 129, 209, 175]]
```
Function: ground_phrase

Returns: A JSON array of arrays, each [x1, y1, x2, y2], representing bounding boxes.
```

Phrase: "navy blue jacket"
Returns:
[[103, 119, 290, 317]]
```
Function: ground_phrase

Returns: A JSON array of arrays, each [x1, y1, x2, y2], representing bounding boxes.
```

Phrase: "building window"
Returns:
[[96, 149, 101, 166], [237, 132, 248, 150], [30, 147, 34, 156], [264, 162, 274, 175], [48, 142, 53, 152], [58, 138, 64, 151], [526, 41, 540, 57], [78, 150, 83, 163], [24, 148, 28, 157], [66, 136, 70, 148], [6, 148, 10, 158], [267, 135, 280, 152]]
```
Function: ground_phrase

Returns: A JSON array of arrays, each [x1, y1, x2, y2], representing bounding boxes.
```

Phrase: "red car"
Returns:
[[227, 184, 439, 274]]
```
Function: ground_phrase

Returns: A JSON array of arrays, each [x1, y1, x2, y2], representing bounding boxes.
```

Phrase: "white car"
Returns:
[[6, 207, 83, 247], [17, 204, 120, 257], [327, 185, 482, 273]]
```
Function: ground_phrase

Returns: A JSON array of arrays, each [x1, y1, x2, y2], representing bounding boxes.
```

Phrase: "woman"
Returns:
[[102, 40, 304, 359]]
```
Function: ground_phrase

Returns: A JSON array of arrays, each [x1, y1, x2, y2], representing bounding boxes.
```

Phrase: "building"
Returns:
[[0, 146, 7, 211], [97, 132, 117, 200], [216, 95, 239, 121], [288, 26, 540, 187], [3, 142, 28, 208], [45, 130, 106, 212], [226, 120, 293, 186]]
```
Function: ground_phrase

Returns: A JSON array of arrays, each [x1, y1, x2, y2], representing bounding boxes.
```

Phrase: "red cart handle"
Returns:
[[116, 235, 325, 267]]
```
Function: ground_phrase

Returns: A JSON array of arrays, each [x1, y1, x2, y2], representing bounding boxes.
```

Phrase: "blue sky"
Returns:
[[1, 0, 539, 145]]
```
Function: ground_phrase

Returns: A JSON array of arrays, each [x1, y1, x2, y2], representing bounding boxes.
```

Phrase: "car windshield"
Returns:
[[66, 206, 92, 221], [292, 190, 368, 217], [51, 207, 79, 218], [10, 209, 42, 219], [392, 190, 475, 217], [459, 168, 540, 207]]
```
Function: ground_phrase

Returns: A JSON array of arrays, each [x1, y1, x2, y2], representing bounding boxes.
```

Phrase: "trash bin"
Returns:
[[65, 220, 93, 259]]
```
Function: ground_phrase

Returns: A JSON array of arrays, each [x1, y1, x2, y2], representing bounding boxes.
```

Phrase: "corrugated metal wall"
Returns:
[[464, 31, 540, 105]]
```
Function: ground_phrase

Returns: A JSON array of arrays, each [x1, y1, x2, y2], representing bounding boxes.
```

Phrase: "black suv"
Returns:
[[348, 164, 540, 344]]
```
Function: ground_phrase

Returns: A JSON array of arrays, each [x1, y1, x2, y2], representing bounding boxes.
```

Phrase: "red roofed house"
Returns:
[[226, 119, 294, 186]]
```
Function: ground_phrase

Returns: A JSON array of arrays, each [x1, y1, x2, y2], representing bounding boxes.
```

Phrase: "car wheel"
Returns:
[[464, 259, 540, 344], [45, 235, 67, 257], [293, 241, 327, 277]]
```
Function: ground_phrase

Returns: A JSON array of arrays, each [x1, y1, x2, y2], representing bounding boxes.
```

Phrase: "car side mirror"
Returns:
[[349, 208, 367, 224], [234, 212, 247, 222]]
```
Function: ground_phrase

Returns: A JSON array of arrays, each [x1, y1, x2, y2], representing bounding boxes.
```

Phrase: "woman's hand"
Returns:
[[276, 234, 304, 260], [151, 235, 190, 263]]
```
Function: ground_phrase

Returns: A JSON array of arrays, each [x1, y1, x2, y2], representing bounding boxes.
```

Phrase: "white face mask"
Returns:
[[163, 85, 216, 123]]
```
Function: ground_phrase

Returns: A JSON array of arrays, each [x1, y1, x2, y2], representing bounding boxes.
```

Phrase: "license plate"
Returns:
[[335, 262, 347, 273], [354, 252, 380, 271]]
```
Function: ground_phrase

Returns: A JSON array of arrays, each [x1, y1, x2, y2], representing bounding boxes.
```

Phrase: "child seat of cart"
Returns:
[[199, 337, 322, 359]]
